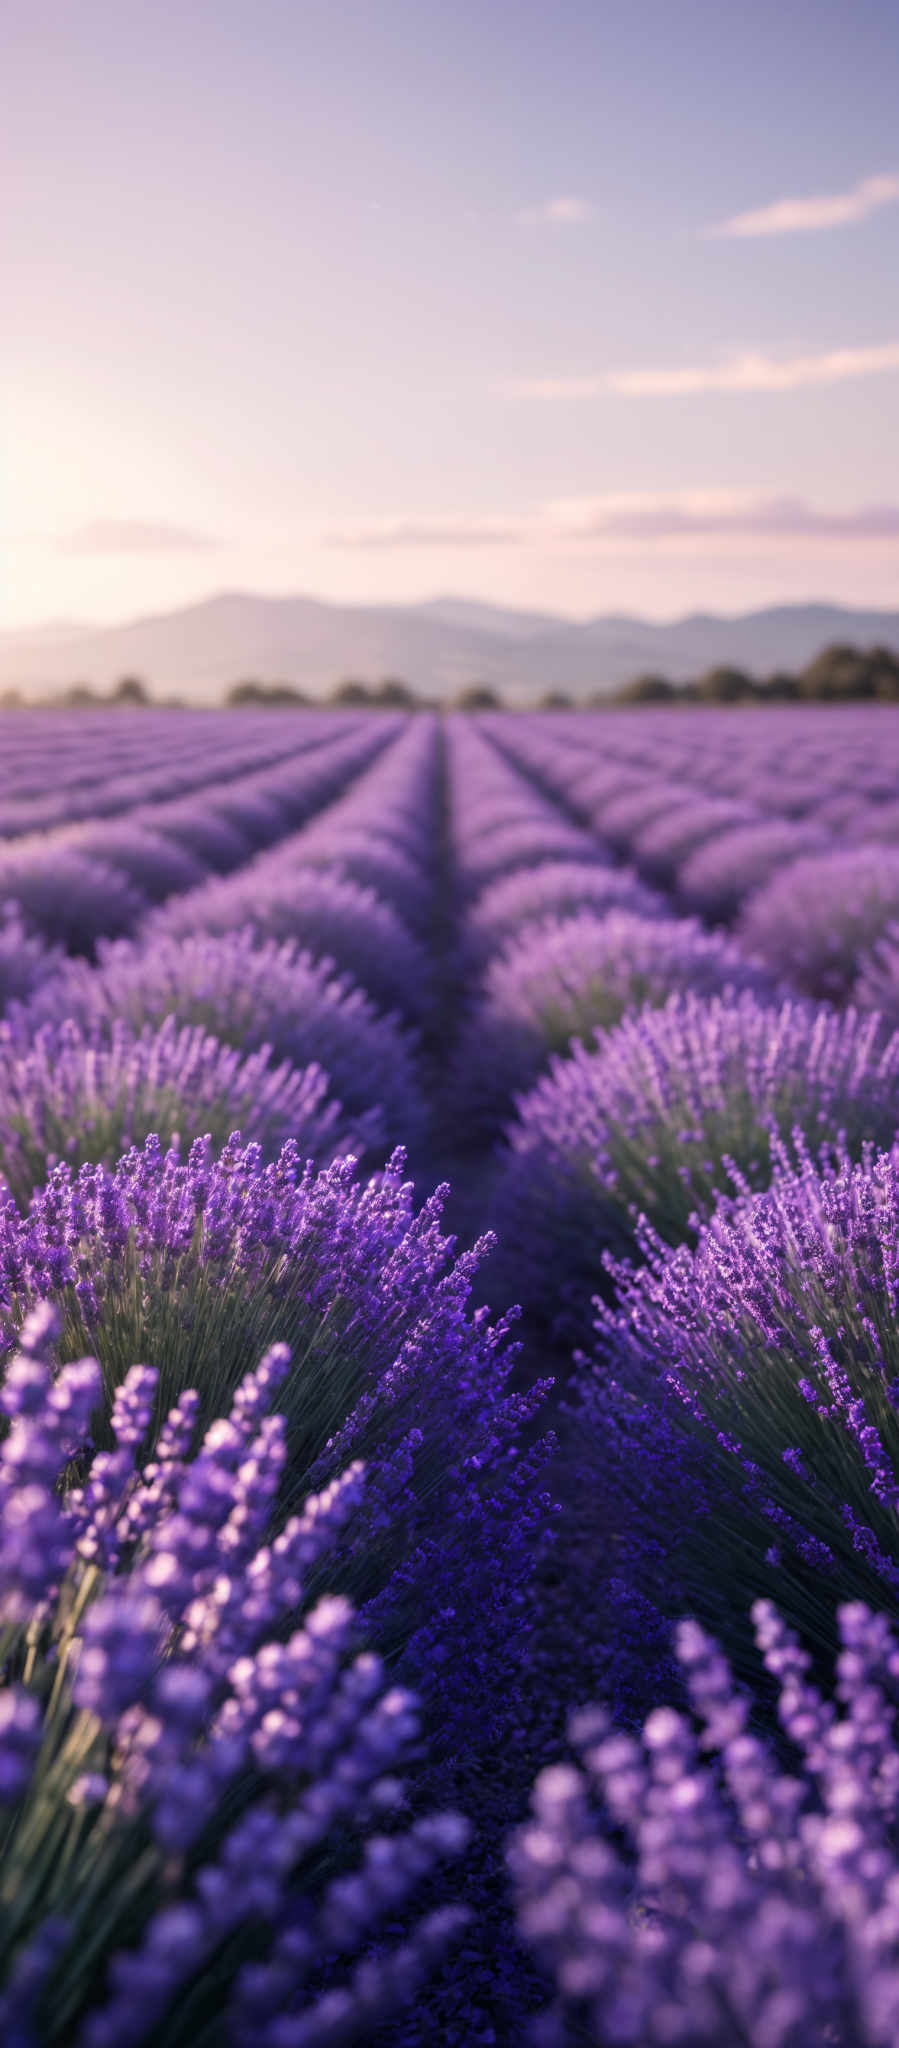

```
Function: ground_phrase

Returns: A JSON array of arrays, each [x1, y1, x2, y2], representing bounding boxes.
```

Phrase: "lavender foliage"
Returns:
[[452, 912, 771, 1135], [679, 817, 832, 922], [0, 1309, 469, 2045], [14, 926, 427, 1147], [0, 904, 62, 1013], [511, 1598, 899, 2048], [589, 1142, 899, 1642], [0, 1136, 552, 1740], [492, 992, 899, 1330], [145, 868, 431, 1024], [466, 861, 664, 962], [0, 1017, 368, 1205], [740, 843, 899, 1002], [0, 851, 146, 954]]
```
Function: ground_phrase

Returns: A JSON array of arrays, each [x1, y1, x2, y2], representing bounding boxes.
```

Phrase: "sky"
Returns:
[[3, 0, 899, 630]]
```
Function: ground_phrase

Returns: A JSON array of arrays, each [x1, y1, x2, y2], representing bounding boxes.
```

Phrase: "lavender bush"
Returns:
[[740, 843, 899, 1001], [0, 1018, 368, 1206], [146, 870, 432, 1024], [0, 905, 62, 1013], [678, 817, 831, 923], [65, 822, 209, 902], [589, 1142, 899, 1641], [492, 993, 899, 1329], [855, 920, 899, 1023], [0, 852, 146, 954], [631, 794, 756, 885], [511, 1598, 899, 2048], [0, 1137, 552, 1736], [466, 861, 663, 962], [0, 1306, 469, 2045], [15, 927, 427, 1148], [452, 913, 771, 1135]]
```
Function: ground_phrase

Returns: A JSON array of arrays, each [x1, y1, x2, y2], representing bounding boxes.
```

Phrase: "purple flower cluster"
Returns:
[[0, 849, 147, 954], [630, 793, 757, 884], [0, 1307, 469, 2044], [0, 1136, 552, 1731], [446, 719, 608, 899], [512, 1597, 899, 2048], [0, 1016, 364, 1206], [589, 1141, 899, 1636], [13, 926, 427, 1148], [274, 717, 441, 932], [147, 866, 430, 1022], [452, 912, 771, 1135], [740, 843, 899, 1001], [678, 816, 831, 922], [492, 991, 899, 1329], [142, 721, 437, 1026], [856, 920, 899, 1022], [0, 902, 62, 1012], [466, 859, 663, 961]]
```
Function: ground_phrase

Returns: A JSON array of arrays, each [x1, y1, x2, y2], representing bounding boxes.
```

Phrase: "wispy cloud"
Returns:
[[516, 195, 592, 226], [503, 341, 899, 400], [711, 172, 899, 238], [324, 516, 521, 549], [59, 519, 221, 555], [545, 492, 899, 541], [325, 492, 899, 551]]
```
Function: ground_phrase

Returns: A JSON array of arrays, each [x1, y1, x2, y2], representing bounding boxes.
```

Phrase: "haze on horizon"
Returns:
[[3, 0, 899, 635]]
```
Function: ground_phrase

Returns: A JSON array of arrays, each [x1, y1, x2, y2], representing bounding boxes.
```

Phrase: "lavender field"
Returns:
[[6, 700, 899, 2044]]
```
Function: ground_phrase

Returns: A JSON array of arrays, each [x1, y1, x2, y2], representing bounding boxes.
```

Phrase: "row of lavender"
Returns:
[[0, 711, 572, 2045], [3, 701, 899, 2042], [437, 712, 899, 2044], [485, 704, 899, 1000]]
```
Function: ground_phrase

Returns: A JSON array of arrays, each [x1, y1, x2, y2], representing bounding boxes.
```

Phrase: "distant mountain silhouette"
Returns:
[[1, 592, 898, 702]]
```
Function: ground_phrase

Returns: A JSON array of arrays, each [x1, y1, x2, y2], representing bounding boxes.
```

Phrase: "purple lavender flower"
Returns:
[[445, 718, 607, 898], [679, 817, 833, 921], [631, 793, 757, 884], [511, 1598, 899, 2048], [145, 868, 431, 1024], [0, 1135, 551, 1732], [588, 1142, 899, 1637], [13, 927, 427, 1148], [466, 860, 663, 961], [0, 1016, 370, 1206], [0, 1316, 470, 2044], [61, 823, 208, 902], [452, 912, 772, 1137], [0, 903, 62, 1013], [492, 991, 899, 1332], [0, 850, 146, 954], [855, 918, 899, 1022], [740, 842, 899, 1001]]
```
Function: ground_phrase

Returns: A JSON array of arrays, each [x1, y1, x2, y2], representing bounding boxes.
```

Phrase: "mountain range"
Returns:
[[1, 592, 898, 703]]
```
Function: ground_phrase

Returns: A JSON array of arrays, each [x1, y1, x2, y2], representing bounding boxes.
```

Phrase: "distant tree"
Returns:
[[869, 645, 899, 700], [692, 665, 756, 703], [373, 677, 417, 708], [112, 675, 149, 705], [798, 641, 899, 701], [60, 683, 101, 707], [331, 679, 373, 706], [226, 681, 308, 707], [612, 673, 677, 704], [226, 679, 266, 705], [536, 690, 573, 709], [0, 689, 23, 709], [760, 670, 800, 701], [453, 684, 503, 711]]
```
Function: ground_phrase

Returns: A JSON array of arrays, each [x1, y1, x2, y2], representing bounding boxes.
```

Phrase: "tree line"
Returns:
[[7, 641, 899, 712]]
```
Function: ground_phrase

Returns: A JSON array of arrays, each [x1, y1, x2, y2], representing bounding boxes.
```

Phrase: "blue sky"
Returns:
[[3, 0, 899, 625]]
